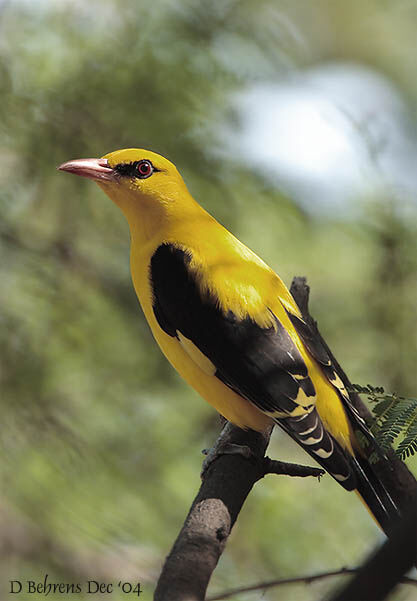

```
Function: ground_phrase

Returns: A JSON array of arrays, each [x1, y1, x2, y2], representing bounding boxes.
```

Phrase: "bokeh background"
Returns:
[[1, 1, 416, 599]]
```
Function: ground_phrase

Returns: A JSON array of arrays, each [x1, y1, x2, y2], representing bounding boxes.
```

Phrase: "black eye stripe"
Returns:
[[114, 162, 136, 177], [114, 160, 159, 178]]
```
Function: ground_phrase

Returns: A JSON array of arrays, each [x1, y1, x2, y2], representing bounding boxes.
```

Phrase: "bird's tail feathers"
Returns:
[[276, 412, 401, 535], [352, 455, 400, 534]]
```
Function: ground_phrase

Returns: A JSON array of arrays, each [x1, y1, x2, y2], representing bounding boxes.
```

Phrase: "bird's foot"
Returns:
[[201, 443, 254, 479], [201, 424, 255, 479]]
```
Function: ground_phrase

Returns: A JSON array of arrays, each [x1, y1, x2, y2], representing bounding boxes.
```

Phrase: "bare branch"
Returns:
[[154, 423, 272, 601], [207, 567, 417, 601], [262, 457, 325, 478]]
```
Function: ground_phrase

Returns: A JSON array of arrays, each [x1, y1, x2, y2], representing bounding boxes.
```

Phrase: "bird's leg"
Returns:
[[201, 421, 256, 479]]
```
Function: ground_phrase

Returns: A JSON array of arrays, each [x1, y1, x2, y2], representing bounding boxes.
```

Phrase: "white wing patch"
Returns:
[[332, 472, 350, 482]]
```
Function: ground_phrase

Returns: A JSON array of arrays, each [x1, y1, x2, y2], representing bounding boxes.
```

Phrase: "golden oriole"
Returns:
[[59, 148, 398, 531]]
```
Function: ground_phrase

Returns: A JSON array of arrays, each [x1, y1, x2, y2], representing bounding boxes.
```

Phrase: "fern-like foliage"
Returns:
[[350, 384, 417, 461]]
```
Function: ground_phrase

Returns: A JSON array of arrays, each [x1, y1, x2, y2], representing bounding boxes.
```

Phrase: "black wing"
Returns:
[[284, 309, 399, 525], [150, 243, 355, 488], [284, 309, 382, 454]]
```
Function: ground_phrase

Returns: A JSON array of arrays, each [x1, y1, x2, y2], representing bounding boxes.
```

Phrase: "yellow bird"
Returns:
[[59, 148, 398, 531]]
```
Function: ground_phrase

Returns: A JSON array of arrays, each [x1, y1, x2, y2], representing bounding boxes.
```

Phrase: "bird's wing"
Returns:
[[150, 243, 356, 488], [283, 307, 381, 454]]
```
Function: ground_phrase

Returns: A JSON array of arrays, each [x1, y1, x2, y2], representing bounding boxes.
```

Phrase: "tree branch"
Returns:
[[153, 422, 323, 601], [263, 457, 324, 478], [207, 567, 417, 601], [154, 423, 270, 601]]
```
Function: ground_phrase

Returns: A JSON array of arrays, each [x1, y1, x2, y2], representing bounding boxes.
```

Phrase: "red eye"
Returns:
[[136, 160, 153, 179]]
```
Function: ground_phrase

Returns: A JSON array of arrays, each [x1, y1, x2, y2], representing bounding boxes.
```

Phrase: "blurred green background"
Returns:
[[1, 1, 416, 600]]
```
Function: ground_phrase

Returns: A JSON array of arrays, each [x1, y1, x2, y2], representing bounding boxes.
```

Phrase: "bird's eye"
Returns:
[[136, 160, 154, 179]]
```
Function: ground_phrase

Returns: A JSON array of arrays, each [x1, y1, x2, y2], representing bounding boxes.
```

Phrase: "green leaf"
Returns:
[[354, 384, 417, 461]]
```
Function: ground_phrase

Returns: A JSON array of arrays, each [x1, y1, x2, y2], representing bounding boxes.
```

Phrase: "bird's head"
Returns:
[[58, 148, 197, 239]]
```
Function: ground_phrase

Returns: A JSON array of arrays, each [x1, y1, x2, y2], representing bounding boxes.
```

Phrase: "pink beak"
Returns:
[[57, 158, 116, 182]]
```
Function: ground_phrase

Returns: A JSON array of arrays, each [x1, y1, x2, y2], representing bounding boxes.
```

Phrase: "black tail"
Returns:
[[277, 412, 401, 535], [352, 455, 400, 535]]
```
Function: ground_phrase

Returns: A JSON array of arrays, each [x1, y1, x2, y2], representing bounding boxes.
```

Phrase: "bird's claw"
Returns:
[[200, 441, 254, 479]]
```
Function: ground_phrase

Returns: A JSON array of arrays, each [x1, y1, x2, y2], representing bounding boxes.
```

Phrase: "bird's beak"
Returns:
[[57, 158, 116, 182]]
